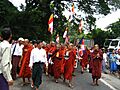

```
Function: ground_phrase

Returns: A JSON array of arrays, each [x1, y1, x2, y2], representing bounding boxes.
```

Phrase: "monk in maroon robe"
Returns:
[[52, 45, 63, 83], [19, 39, 33, 85], [59, 45, 66, 74], [64, 44, 76, 88], [48, 42, 56, 76], [91, 44, 103, 86], [81, 46, 90, 73]]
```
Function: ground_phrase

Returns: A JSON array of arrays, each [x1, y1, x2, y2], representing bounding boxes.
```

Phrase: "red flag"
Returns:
[[79, 19, 83, 33], [48, 14, 53, 34]]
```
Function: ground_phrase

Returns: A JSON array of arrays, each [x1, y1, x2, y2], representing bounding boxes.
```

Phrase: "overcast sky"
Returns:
[[9, 0, 120, 30]]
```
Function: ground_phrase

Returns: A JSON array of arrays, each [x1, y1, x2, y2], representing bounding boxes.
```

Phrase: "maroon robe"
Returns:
[[64, 50, 76, 80], [48, 46, 56, 75], [81, 49, 90, 69], [91, 49, 103, 79], [53, 50, 63, 79]]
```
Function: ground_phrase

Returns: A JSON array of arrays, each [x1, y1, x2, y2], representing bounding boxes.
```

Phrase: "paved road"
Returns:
[[9, 66, 120, 90]]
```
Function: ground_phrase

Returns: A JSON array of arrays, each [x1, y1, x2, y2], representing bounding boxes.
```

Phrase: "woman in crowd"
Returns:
[[109, 50, 117, 74]]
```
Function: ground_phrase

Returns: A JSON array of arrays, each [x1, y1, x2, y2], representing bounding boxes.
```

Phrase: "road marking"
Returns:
[[100, 78, 117, 90]]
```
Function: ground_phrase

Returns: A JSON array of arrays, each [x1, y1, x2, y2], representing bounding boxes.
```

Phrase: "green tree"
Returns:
[[0, 0, 18, 27], [1, 0, 120, 42], [106, 19, 120, 38]]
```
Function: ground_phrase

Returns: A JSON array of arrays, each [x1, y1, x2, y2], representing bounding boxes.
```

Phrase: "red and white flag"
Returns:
[[48, 14, 53, 34], [79, 36, 85, 50], [56, 34, 60, 43], [63, 27, 68, 38], [65, 36, 69, 44], [71, 3, 74, 14], [79, 19, 83, 33]]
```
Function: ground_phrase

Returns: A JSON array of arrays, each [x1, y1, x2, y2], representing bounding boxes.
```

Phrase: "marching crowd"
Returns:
[[0, 28, 120, 90]]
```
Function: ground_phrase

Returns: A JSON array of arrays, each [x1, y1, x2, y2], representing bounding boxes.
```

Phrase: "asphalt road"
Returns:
[[9, 66, 118, 90]]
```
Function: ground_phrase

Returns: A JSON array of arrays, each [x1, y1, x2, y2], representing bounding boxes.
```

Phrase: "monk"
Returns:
[[59, 44, 66, 75], [72, 46, 77, 76], [91, 44, 103, 86], [80, 46, 90, 74], [48, 42, 56, 76], [52, 45, 63, 83], [19, 39, 33, 86], [64, 43, 76, 88]]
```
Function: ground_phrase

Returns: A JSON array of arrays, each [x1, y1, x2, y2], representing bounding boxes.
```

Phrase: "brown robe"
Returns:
[[91, 49, 103, 79], [64, 50, 76, 80]]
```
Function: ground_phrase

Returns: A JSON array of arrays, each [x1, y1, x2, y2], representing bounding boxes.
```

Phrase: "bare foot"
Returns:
[[55, 80, 58, 83], [92, 82, 96, 86], [68, 83, 73, 88], [21, 82, 26, 86], [96, 83, 99, 86]]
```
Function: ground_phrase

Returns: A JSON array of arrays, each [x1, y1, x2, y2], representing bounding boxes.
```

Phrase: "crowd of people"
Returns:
[[0, 28, 120, 90], [102, 49, 120, 77]]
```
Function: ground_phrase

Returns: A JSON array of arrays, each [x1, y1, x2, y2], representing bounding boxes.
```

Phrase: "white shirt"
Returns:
[[11, 43, 24, 56], [29, 48, 47, 68], [103, 53, 108, 63], [0, 40, 13, 81], [116, 54, 120, 65]]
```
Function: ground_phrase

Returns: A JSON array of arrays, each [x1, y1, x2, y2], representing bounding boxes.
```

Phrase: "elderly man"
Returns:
[[91, 44, 103, 86], [11, 37, 24, 80]]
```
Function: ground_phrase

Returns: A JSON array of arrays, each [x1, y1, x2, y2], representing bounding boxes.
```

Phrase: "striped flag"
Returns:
[[56, 34, 60, 43], [65, 35, 69, 44], [63, 27, 68, 38], [79, 36, 85, 50], [48, 14, 53, 34], [71, 3, 74, 14], [79, 19, 83, 33]]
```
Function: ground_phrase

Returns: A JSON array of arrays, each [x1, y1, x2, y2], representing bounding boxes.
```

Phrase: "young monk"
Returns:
[[64, 43, 76, 88]]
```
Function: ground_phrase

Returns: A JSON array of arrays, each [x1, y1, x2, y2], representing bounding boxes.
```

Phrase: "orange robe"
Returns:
[[64, 50, 76, 80], [19, 45, 33, 78]]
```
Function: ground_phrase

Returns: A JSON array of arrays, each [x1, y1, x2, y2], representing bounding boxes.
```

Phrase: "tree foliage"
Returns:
[[107, 19, 120, 38], [0, 0, 120, 43]]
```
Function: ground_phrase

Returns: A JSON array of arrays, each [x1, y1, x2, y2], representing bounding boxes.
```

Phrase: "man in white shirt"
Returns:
[[11, 37, 24, 80], [0, 28, 13, 90], [29, 41, 47, 90]]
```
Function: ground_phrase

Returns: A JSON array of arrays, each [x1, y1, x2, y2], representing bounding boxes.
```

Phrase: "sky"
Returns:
[[9, 0, 120, 30]]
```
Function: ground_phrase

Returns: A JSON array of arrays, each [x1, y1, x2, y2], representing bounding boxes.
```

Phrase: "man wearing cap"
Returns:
[[11, 37, 24, 80]]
